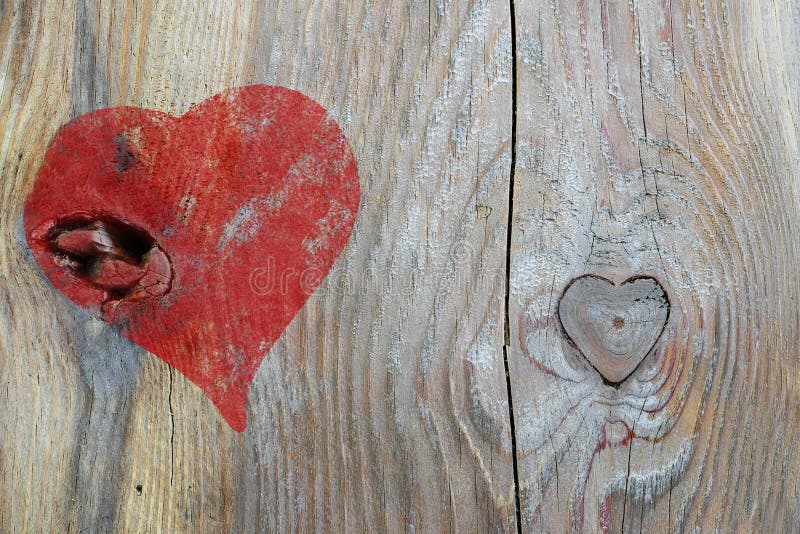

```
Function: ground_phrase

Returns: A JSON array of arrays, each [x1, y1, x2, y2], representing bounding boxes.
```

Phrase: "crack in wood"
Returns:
[[504, 0, 522, 531]]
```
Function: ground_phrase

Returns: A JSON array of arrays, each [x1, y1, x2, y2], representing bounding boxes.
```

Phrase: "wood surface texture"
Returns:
[[1, 0, 799, 532], [557, 275, 669, 385]]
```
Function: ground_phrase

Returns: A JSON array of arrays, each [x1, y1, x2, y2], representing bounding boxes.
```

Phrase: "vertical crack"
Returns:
[[504, 0, 522, 532], [168, 367, 175, 485]]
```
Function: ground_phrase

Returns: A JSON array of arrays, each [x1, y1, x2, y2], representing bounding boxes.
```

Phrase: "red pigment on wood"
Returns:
[[24, 85, 360, 431]]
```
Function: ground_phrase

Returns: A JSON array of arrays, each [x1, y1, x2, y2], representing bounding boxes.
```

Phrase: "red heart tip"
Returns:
[[210, 386, 248, 432]]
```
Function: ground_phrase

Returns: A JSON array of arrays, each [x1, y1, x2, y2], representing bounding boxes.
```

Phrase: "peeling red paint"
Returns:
[[24, 85, 360, 431]]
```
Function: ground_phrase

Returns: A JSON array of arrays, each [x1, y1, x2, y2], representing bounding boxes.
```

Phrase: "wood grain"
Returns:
[[558, 275, 669, 385], [1, 0, 515, 531], [508, 0, 800, 531], [1, 0, 799, 532]]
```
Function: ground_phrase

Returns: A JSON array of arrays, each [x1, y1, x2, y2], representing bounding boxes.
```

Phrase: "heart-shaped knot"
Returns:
[[557, 275, 670, 385]]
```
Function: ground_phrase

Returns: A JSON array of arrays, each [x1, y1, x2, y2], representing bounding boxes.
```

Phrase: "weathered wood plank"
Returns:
[[1, 0, 515, 531], [3, 0, 800, 531], [508, 0, 800, 531]]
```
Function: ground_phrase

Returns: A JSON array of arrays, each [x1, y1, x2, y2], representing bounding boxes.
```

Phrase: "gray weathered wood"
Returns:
[[1, 0, 515, 531], [508, 0, 800, 530], [558, 275, 669, 384], [2, 0, 800, 532]]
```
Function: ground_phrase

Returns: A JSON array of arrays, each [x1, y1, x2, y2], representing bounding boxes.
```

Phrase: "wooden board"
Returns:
[[1, 0, 515, 531], [508, 0, 800, 531], [1, 0, 798, 532]]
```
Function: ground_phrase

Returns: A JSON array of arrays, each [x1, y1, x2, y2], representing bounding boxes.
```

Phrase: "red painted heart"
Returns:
[[24, 85, 360, 431]]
